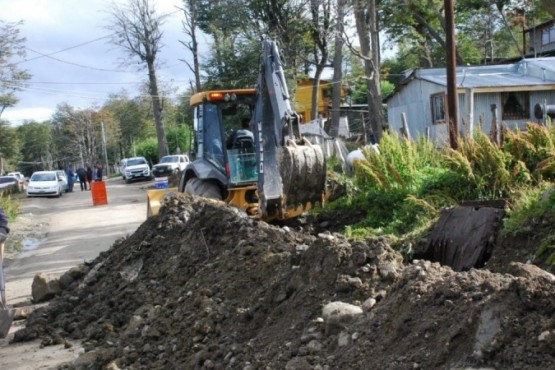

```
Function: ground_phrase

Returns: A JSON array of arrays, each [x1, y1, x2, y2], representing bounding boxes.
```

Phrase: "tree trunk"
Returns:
[[354, 0, 384, 142], [330, 0, 346, 138], [148, 61, 169, 158], [179, 0, 201, 92]]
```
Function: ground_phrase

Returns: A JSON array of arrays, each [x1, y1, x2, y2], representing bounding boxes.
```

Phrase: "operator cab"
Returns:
[[190, 89, 258, 185]]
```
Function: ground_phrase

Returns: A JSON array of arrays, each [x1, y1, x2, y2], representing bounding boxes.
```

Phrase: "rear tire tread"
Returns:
[[184, 177, 222, 200]]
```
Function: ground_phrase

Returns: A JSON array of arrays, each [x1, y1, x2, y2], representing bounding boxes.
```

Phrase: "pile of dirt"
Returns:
[[12, 194, 555, 369]]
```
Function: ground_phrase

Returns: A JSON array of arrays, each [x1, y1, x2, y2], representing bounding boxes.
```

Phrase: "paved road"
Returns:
[[5, 177, 151, 305], [0, 177, 153, 369]]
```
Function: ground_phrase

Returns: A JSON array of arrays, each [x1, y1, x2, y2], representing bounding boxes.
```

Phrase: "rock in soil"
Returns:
[[12, 193, 555, 369]]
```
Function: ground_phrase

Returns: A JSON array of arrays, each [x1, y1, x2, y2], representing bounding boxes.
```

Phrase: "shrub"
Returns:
[[0, 194, 20, 221]]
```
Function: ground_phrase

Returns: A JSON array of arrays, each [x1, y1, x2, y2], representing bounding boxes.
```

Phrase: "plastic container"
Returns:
[[91, 181, 108, 206], [154, 177, 169, 189]]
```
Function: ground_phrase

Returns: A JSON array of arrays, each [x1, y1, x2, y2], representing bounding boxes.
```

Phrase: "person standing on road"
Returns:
[[94, 163, 103, 182], [65, 166, 75, 192], [76, 166, 88, 191], [0, 207, 10, 306], [86, 166, 93, 189]]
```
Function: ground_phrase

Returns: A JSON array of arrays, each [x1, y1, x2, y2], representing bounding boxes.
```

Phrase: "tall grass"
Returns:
[[331, 123, 555, 245], [442, 130, 514, 199], [504, 123, 555, 180], [347, 133, 450, 238]]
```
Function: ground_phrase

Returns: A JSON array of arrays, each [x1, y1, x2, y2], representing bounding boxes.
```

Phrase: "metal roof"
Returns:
[[414, 57, 555, 89]]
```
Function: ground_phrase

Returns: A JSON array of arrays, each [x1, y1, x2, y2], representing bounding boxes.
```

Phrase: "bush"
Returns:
[[0, 194, 20, 221], [135, 137, 159, 165], [326, 127, 555, 243]]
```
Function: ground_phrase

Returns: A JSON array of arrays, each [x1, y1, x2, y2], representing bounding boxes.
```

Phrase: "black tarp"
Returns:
[[425, 206, 505, 271]]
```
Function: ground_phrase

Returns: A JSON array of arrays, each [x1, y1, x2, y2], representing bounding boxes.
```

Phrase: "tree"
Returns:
[[330, 0, 347, 137], [51, 104, 99, 168], [353, 0, 384, 142], [309, 0, 333, 122], [544, 0, 555, 17], [103, 92, 152, 159], [247, 0, 313, 80], [16, 121, 54, 174], [0, 20, 31, 118], [0, 120, 19, 174], [108, 0, 170, 159], [179, 0, 202, 93]]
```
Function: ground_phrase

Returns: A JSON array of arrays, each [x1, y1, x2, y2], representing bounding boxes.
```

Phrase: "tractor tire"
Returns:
[[184, 177, 223, 200]]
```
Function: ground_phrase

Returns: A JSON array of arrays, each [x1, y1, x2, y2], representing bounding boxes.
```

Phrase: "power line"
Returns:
[[25, 47, 133, 73], [21, 35, 112, 63]]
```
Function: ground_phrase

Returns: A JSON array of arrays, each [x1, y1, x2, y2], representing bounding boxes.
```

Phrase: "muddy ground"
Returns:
[[11, 193, 555, 369]]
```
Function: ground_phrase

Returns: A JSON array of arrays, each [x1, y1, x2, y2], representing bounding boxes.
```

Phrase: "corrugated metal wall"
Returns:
[[389, 82, 555, 142], [387, 79, 445, 139]]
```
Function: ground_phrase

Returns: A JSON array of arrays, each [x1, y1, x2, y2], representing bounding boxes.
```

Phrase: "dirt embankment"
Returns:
[[12, 193, 555, 369]]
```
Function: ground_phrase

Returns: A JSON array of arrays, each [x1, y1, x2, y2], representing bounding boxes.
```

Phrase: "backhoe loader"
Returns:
[[147, 40, 326, 221]]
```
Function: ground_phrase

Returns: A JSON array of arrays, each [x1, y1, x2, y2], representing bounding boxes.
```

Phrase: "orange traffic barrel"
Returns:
[[91, 181, 108, 206]]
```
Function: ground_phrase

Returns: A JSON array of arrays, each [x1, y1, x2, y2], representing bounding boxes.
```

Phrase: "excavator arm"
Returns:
[[252, 40, 326, 219]]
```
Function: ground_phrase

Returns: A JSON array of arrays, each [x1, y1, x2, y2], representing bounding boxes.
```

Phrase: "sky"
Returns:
[[1, 0, 200, 125]]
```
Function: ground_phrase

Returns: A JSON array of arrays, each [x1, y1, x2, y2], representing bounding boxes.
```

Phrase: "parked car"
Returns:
[[122, 156, 153, 183], [7, 172, 24, 181], [56, 170, 69, 192], [152, 154, 190, 177], [26, 171, 64, 197], [0, 176, 20, 192], [6, 172, 26, 190]]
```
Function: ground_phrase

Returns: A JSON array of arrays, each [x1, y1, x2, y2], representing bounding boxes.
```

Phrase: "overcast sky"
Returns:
[[2, 0, 200, 125]]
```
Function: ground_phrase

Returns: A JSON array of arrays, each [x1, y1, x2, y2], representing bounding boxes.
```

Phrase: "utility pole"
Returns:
[[101, 121, 110, 177], [445, 0, 458, 149]]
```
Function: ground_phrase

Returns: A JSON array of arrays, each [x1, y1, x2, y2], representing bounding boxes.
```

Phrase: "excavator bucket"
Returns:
[[146, 187, 178, 218], [280, 139, 326, 211]]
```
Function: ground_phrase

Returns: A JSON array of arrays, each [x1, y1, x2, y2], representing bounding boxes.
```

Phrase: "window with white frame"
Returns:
[[501, 91, 529, 120], [431, 93, 446, 124]]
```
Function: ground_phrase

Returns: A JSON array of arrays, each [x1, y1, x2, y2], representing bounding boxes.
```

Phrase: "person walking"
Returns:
[[76, 166, 87, 191], [86, 166, 93, 190]]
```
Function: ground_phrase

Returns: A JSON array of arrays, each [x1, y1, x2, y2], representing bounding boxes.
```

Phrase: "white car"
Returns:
[[56, 170, 69, 192], [7, 172, 24, 181], [122, 157, 153, 183], [7, 172, 26, 190], [26, 171, 64, 197], [152, 155, 190, 177]]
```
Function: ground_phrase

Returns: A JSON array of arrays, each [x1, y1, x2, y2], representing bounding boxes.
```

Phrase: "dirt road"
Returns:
[[0, 177, 151, 369]]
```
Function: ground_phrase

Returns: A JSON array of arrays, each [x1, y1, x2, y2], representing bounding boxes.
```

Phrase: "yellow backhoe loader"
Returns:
[[147, 40, 326, 221]]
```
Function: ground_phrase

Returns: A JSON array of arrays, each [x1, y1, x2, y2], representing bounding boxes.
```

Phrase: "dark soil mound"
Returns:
[[13, 194, 555, 369]]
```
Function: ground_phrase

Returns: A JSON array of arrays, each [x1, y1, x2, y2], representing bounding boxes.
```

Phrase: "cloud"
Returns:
[[1, 0, 195, 124]]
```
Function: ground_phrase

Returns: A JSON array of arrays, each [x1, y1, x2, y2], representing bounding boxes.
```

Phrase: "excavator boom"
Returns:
[[253, 40, 326, 219]]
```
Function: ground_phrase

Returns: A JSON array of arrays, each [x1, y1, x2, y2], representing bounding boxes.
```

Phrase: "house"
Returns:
[[524, 19, 555, 57], [386, 58, 555, 144], [293, 78, 349, 123]]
